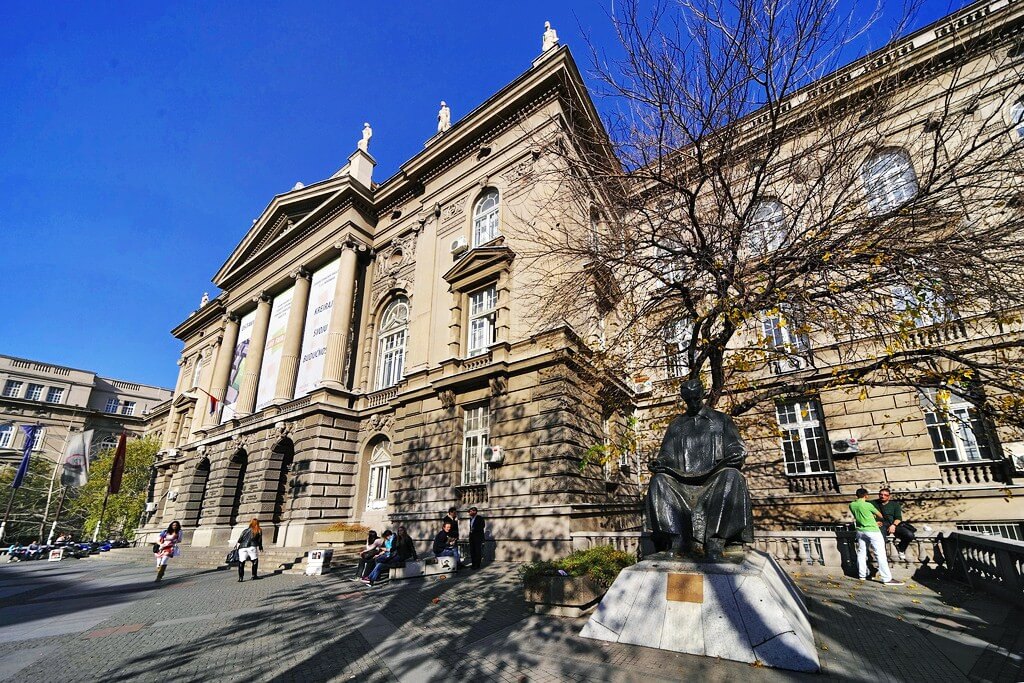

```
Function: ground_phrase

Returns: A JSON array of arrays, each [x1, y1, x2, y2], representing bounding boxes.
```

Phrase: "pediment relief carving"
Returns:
[[374, 230, 419, 282]]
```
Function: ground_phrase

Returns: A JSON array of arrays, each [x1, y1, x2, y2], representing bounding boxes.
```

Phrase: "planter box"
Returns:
[[524, 575, 605, 617], [313, 530, 367, 546]]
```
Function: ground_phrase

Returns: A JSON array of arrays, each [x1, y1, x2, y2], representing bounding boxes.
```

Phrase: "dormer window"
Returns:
[[473, 189, 500, 246]]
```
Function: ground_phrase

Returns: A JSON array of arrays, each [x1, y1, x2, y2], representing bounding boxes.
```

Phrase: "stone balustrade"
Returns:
[[786, 472, 840, 494], [365, 388, 398, 408], [939, 461, 1009, 486], [942, 531, 1024, 606], [456, 483, 488, 506]]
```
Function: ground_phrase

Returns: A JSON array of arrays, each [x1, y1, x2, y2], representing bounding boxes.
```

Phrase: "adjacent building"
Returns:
[[0, 354, 172, 465], [143, 1, 1024, 554]]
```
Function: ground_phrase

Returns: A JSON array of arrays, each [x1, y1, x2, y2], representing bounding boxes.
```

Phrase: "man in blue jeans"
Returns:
[[850, 488, 904, 586], [432, 520, 460, 567]]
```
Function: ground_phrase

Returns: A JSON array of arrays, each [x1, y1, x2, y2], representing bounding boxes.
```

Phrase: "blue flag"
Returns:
[[11, 425, 40, 489]]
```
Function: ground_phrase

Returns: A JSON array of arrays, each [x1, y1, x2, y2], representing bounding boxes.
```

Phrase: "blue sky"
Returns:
[[0, 1, 967, 388]]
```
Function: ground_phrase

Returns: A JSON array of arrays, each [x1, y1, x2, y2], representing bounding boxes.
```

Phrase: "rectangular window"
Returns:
[[104, 398, 119, 414], [376, 330, 406, 389], [121, 401, 136, 416], [462, 404, 490, 485], [920, 389, 993, 463], [366, 464, 391, 510], [0, 425, 13, 448], [663, 319, 690, 379], [891, 284, 956, 326], [776, 399, 832, 475], [31, 427, 45, 452], [2, 380, 23, 398], [467, 286, 497, 357], [655, 242, 684, 285], [26, 384, 44, 401], [46, 387, 64, 403], [762, 311, 809, 374], [191, 355, 203, 388]]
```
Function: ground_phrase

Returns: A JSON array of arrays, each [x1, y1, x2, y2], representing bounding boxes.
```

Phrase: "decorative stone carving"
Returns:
[[542, 21, 559, 52], [374, 232, 418, 281], [358, 122, 372, 152], [200, 292, 209, 307], [489, 375, 508, 397], [274, 421, 291, 438], [502, 157, 536, 184], [438, 101, 451, 133], [442, 201, 464, 222], [364, 412, 395, 434], [439, 389, 456, 410]]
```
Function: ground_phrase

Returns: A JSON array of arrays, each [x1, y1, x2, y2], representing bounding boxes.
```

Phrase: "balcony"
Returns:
[[366, 387, 398, 408], [787, 472, 840, 494], [456, 483, 488, 506], [939, 460, 1009, 487]]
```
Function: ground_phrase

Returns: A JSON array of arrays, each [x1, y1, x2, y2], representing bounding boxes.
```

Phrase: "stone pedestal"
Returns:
[[580, 550, 819, 673]]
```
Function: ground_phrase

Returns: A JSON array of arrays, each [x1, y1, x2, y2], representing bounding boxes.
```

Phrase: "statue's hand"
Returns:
[[721, 451, 745, 468]]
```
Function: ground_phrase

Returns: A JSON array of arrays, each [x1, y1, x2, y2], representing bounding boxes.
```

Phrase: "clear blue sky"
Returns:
[[0, 1, 966, 388]]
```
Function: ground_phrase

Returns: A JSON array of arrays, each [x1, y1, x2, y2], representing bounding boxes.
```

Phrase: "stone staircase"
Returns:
[[96, 544, 362, 575]]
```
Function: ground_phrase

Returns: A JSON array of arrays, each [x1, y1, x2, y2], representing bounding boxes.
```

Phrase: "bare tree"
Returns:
[[520, 0, 1024, 442]]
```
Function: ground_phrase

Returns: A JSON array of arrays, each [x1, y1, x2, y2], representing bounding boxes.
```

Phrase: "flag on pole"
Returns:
[[209, 394, 219, 415], [11, 425, 41, 489], [108, 432, 127, 494], [61, 430, 93, 487]]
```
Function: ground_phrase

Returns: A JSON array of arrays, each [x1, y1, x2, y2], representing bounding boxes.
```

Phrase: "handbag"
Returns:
[[172, 545, 181, 558], [226, 549, 240, 566]]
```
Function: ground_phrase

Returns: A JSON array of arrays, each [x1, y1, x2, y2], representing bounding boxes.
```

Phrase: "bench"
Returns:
[[389, 554, 458, 580]]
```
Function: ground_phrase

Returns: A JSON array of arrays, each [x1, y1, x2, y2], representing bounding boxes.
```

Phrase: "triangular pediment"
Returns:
[[214, 177, 376, 288], [172, 392, 196, 410], [442, 240, 515, 291]]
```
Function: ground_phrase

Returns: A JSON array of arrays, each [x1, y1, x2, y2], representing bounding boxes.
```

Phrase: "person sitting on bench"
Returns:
[[432, 520, 460, 567], [363, 526, 417, 586]]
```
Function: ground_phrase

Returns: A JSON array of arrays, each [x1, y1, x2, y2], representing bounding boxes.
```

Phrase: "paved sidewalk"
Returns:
[[0, 553, 1020, 682]]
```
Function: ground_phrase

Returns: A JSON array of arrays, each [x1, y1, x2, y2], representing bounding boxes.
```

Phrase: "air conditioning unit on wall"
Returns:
[[831, 438, 860, 457], [484, 445, 504, 466], [450, 236, 468, 257]]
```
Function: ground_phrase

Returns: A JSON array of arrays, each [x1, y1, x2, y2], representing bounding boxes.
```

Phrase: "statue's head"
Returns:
[[680, 378, 705, 414]]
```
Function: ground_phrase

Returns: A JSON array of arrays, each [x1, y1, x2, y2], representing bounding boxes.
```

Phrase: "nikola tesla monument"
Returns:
[[646, 378, 754, 560], [582, 378, 818, 672]]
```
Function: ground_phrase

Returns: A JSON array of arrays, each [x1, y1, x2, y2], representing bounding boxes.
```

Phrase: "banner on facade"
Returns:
[[255, 286, 294, 411], [61, 429, 93, 487], [294, 257, 339, 398], [220, 309, 257, 423]]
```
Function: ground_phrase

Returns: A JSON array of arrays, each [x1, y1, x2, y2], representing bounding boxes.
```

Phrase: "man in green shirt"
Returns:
[[849, 488, 903, 585]]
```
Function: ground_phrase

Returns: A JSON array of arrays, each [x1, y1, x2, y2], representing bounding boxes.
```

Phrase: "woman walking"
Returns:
[[235, 518, 264, 582], [154, 520, 182, 582]]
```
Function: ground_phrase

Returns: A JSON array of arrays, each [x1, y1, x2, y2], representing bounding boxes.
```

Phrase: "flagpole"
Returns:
[[93, 486, 111, 543], [46, 486, 68, 545], [0, 490, 16, 544], [39, 426, 74, 542]]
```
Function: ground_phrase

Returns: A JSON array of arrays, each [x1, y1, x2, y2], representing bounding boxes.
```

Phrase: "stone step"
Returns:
[[102, 545, 361, 574]]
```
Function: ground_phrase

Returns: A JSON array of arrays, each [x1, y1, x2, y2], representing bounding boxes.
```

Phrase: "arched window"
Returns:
[[745, 200, 786, 252], [376, 297, 409, 390], [1011, 97, 1024, 139], [366, 440, 391, 510], [861, 149, 918, 215], [473, 189, 500, 246]]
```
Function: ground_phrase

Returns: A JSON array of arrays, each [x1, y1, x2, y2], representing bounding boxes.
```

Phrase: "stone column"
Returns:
[[237, 294, 273, 416], [322, 242, 361, 389], [161, 409, 183, 450], [357, 255, 377, 392], [274, 269, 312, 403], [205, 314, 240, 427]]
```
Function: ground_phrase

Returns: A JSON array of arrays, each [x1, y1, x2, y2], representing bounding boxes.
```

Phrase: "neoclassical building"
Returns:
[[144, 2, 1024, 554]]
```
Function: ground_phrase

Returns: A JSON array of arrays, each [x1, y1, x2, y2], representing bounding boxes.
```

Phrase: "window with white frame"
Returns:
[[30, 427, 45, 452], [376, 297, 409, 389], [861, 148, 918, 215], [45, 387, 64, 403], [190, 355, 203, 388], [121, 401, 136, 416], [654, 240, 684, 285], [104, 398, 119, 414], [920, 388, 994, 463], [366, 440, 391, 510], [472, 188, 500, 246], [462, 404, 490, 485], [891, 283, 956, 326], [467, 285, 497, 357], [745, 199, 786, 252], [762, 310, 809, 373], [776, 399, 833, 475], [1011, 98, 1024, 139], [26, 384, 44, 401], [0, 425, 13, 448], [589, 207, 603, 253], [3, 380, 23, 398], [663, 318, 690, 379]]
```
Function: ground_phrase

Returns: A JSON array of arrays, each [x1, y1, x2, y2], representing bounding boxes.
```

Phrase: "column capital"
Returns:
[[224, 313, 240, 325], [333, 237, 370, 253], [290, 267, 312, 280], [252, 292, 272, 305], [177, 357, 187, 367]]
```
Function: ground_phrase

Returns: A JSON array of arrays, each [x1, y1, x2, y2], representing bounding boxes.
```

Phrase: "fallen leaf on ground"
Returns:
[[431, 597, 440, 604], [820, 645, 830, 651], [911, 599, 921, 604]]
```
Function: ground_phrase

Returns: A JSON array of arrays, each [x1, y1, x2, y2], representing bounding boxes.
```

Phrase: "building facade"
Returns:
[[0, 354, 172, 466], [145, 2, 1024, 554]]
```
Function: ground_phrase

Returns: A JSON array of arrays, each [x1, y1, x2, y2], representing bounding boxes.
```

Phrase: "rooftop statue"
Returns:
[[358, 122, 372, 152], [645, 378, 754, 560], [437, 101, 451, 133], [541, 21, 559, 52]]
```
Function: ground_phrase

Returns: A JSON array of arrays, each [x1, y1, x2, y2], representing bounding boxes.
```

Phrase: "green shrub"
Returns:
[[518, 545, 635, 589]]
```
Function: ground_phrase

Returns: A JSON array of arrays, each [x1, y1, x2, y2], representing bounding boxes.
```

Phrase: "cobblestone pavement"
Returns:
[[0, 554, 1019, 682]]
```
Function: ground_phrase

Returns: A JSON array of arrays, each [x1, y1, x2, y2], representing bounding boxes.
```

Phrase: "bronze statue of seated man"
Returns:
[[645, 379, 754, 560]]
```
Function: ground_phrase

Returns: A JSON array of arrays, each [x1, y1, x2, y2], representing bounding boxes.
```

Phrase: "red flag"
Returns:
[[108, 432, 127, 494], [209, 394, 219, 415]]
